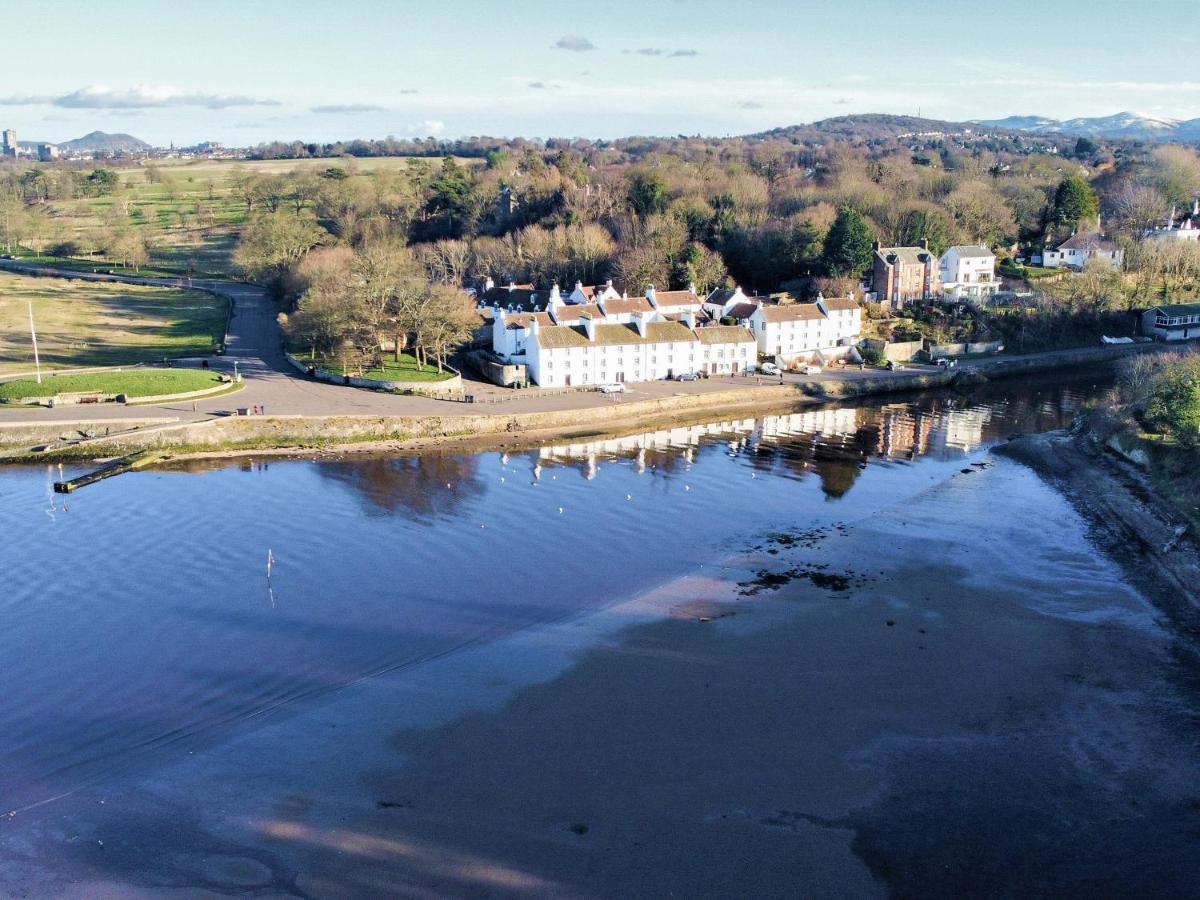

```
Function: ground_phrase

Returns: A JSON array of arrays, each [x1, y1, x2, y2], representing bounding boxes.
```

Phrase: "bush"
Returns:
[[859, 346, 887, 366], [1145, 354, 1200, 446]]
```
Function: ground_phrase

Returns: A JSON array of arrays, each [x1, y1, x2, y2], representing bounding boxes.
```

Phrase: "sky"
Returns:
[[2, 0, 1199, 147]]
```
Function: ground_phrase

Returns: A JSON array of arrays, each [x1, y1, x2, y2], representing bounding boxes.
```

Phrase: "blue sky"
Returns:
[[2, 0, 1198, 146]]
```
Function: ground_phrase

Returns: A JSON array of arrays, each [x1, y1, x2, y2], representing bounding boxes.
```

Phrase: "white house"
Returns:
[[1146, 200, 1200, 244], [939, 245, 999, 300], [1043, 233, 1123, 269], [747, 295, 862, 365], [702, 286, 756, 321], [494, 309, 756, 387], [646, 284, 703, 316]]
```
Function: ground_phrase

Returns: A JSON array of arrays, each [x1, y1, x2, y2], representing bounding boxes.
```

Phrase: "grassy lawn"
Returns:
[[300, 349, 455, 383], [0, 271, 227, 375], [0, 369, 224, 401]]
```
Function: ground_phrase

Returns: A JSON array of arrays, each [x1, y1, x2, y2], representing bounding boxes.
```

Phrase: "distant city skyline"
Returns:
[[1, 0, 1198, 146]]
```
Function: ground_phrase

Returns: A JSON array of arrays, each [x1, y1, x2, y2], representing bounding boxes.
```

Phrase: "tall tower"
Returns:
[[1, 128, 16, 157]]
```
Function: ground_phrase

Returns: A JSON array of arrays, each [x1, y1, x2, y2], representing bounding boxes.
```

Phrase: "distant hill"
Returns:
[[56, 131, 152, 153], [974, 111, 1200, 141], [755, 114, 995, 141]]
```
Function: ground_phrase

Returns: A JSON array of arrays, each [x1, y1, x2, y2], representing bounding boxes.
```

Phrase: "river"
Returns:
[[1, 372, 1197, 897]]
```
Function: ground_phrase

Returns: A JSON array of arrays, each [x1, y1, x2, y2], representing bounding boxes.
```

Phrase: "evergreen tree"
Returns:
[[822, 206, 874, 277], [1053, 175, 1100, 231]]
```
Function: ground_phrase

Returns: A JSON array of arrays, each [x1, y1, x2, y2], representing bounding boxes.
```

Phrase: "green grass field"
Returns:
[[13, 156, 476, 278], [0, 271, 227, 375], [301, 349, 455, 383], [0, 369, 223, 401]]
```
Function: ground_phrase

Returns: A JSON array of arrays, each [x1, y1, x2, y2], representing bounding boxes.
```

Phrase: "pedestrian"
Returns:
[[779, 373, 784, 385], [260, 404, 266, 416]]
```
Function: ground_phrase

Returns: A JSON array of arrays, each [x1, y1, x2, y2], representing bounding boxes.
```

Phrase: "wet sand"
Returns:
[[3, 455, 1198, 898]]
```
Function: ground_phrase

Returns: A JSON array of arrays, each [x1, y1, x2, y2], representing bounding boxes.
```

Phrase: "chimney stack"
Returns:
[[633, 310, 649, 337], [646, 284, 657, 305], [581, 313, 597, 340]]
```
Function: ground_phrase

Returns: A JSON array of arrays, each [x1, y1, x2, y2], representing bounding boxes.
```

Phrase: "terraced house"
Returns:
[[748, 294, 862, 365], [492, 308, 755, 387]]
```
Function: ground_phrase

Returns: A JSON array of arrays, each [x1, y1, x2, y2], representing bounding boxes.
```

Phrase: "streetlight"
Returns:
[[27, 300, 41, 385]]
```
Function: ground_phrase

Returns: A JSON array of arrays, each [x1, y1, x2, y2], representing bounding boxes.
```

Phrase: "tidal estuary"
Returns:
[[1, 372, 1197, 897]]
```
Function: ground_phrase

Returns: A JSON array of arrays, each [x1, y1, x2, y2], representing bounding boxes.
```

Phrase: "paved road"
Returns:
[[0, 261, 1139, 432]]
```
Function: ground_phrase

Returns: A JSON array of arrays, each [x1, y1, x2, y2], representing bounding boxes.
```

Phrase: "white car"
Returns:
[[598, 382, 626, 394], [760, 362, 781, 376], [801, 365, 822, 376]]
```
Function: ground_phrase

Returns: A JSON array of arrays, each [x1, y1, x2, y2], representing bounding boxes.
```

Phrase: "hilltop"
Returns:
[[57, 131, 152, 153]]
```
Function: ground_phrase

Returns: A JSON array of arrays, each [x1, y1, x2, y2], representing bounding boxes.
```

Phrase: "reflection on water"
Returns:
[[0, 374, 1109, 815]]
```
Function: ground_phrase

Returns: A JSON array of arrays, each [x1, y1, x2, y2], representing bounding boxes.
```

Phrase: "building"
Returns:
[[1043, 232, 1123, 269], [1146, 201, 1200, 244], [872, 240, 939, 307], [491, 307, 756, 387], [747, 294, 862, 365], [939, 245, 999, 300], [1, 128, 16, 158], [1140, 303, 1200, 341], [568, 280, 622, 304], [702, 286, 760, 322], [37, 143, 59, 162]]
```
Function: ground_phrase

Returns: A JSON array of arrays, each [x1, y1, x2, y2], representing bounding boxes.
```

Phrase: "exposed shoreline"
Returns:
[[995, 429, 1200, 618], [0, 344, 1153, 465]]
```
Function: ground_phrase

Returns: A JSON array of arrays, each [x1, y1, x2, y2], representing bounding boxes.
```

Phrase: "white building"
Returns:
[[1043, 232, 1123, 269], [493, 309, 756, 387], [939, 245, 999, 300], [747, 295, 862, 365], [1146, 200, 1200, 244], [568, 280, 623, 304]]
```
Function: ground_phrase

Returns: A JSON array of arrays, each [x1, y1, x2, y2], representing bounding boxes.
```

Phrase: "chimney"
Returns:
[[633, 310, 649, 337], [484, 276, 495, 292], [918, 238, 929, 250], [548, 283, 563, 308], [646, 284, 657, 306], [529, 315, 540, 335], [580, 313, 597, 340], [687, 282, 696, 296], [682, 310, 696, 330], [507, 280, 516, 292], [574, 279, 584, 295]]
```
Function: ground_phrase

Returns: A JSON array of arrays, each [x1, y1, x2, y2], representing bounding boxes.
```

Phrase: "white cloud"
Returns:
[[311, 104, 387, 114], [407, 119, 445, 137], [0, 84, 279, 110]]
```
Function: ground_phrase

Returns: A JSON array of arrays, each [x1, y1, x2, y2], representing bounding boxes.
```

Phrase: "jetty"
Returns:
[[53, 450, 166, 493]]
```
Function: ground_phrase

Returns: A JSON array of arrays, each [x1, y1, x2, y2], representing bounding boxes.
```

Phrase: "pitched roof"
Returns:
[[651, 290, 700, 307], [535, 325, 592, 348], [536, 320, 699, 349], [723, 302, 759, 320], [706, 288, 741, 305], [758, 303, 825, 322], [819, 296, 860, 311], [1056, 232, 1118, 252], [505, 312, 554, 329], [945, 245, 994, 258], [876, 246, 934, 266], [600, 297, 654, 315], [695, 324, 755, 344], [550, 303, 603, 324], [481, 286, 540, 310], [1151, 303, 1200, 316]]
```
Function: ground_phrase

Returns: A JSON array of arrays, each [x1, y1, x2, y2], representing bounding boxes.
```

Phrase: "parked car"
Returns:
[[760, 362, 781, 376], [886, 360, 904, 371], [801, 365, 822, 376], [935, 358, 957, 368], [675, 372, 699, 382], [598, 382, 626, 394]]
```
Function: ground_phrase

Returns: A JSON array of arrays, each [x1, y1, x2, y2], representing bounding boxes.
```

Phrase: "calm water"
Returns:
[[0, 375, 1110, 815]]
